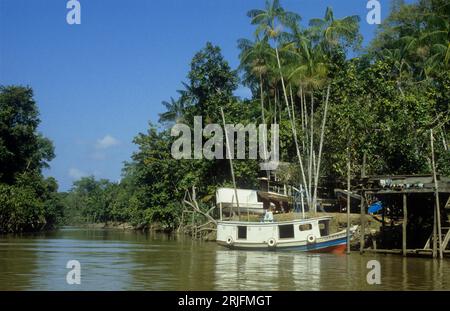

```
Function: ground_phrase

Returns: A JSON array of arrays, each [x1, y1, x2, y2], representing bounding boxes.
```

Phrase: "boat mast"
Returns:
[[221, 107, 241, 220]]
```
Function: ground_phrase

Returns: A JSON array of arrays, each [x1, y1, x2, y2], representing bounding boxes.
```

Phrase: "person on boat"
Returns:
[[263, 207, 274, 223]]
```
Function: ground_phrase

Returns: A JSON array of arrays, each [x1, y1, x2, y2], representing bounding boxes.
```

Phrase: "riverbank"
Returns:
[[82, 222, 135, 230], [26, 211, 380, 241], [81, 221, 178, 233]]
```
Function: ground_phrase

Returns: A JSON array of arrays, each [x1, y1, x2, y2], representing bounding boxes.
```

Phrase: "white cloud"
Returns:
[[96, 135, 120, 150], [68, 168, 88, 179]]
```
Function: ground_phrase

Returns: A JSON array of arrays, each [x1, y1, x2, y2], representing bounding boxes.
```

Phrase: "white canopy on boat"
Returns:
[[216, 188, 264, 209]]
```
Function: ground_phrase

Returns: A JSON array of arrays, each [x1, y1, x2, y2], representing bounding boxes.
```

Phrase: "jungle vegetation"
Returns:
[[0, 86, 63, 233], [1, 0, 449, 232]]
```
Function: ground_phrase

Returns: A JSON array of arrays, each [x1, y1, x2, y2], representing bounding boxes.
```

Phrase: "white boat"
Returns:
[[216, 188, 266, 215], [216, 216, 353, 254]]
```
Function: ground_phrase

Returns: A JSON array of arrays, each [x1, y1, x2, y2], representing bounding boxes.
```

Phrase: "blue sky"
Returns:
[[0, 0, 410, 191]]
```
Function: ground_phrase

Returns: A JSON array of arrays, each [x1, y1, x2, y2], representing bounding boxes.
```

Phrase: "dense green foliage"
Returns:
[[3, 1, 448, 232], [0, 86, 63, 233], [63, 0, 449, 229]]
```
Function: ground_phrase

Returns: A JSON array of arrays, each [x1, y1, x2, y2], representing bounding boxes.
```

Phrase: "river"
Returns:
[[0, 227, 449, 290]]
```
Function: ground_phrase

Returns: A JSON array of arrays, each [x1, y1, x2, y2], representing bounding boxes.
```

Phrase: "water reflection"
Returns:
[[0, 227, 449, 290], [215, 250, 327, 290], [214, 250, 450, 290]]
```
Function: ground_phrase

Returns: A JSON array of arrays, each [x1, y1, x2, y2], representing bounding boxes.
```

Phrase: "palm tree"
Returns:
[[245, 2, 362, 213], [238, 38, 276, 123], [309, 6, 361, 55], [304, 7, 360, 212], [283, 23, 328, 92], [247, 0, 312, 205], [238, 38, 277, 172], [247, 0, 300, 44], [281, 19, 330, 212], [378, 39, 414, 95], [419, 13, 450, 77], [373, 0, 448, 80], [158, 97, 185, 126], [281, 35, 322, 209]]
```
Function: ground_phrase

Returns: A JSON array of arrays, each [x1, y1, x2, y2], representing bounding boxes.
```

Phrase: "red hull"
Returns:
[[309, 243, 347, 255]]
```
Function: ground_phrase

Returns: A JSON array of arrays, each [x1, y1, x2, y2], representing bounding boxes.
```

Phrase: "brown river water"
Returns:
[[0, 227, 449, 291]]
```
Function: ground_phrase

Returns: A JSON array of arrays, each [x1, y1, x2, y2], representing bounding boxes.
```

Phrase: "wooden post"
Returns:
[[346, 152, 351, 254], [360, 192, 365, 254], [191, 212, 195, 239], [433, 206, 437, 258], [382, 199, 385, 246], [178, 210, 185, 233], [221, 107, 241, 220], [403, 193, 408, 257], [431, 129, 443, 259]]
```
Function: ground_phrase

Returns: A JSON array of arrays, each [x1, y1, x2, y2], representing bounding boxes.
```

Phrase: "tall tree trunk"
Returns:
[[274, 90, 278, 125], [303, 90, 308, 168], [430, 129, 443, 259], [441, 128, 448, 151], [346, 141, 351, 254], [289, 85, 296, 127], [221, 108, 240, 219], [312, 85, 331, 211], [289, 84, 300, 170], [299, 87, 306, 152], [275, 47, 310, 203], [259, 75, 266, 125], [259, 74, 270, 180], [309, 93, 314, 211], [299, 87, 304, 131], [267, 95, 273, 125]]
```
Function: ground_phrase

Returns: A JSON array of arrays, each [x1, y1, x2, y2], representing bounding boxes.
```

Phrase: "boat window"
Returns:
[[237, 226, 247, 240], [318, 220, 329, 236], [279, 225, 295, 239], [299, 224, 312, 231]]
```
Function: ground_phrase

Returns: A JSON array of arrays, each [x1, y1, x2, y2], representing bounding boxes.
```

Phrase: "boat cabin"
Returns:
[[217, 216, 334, 250]]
